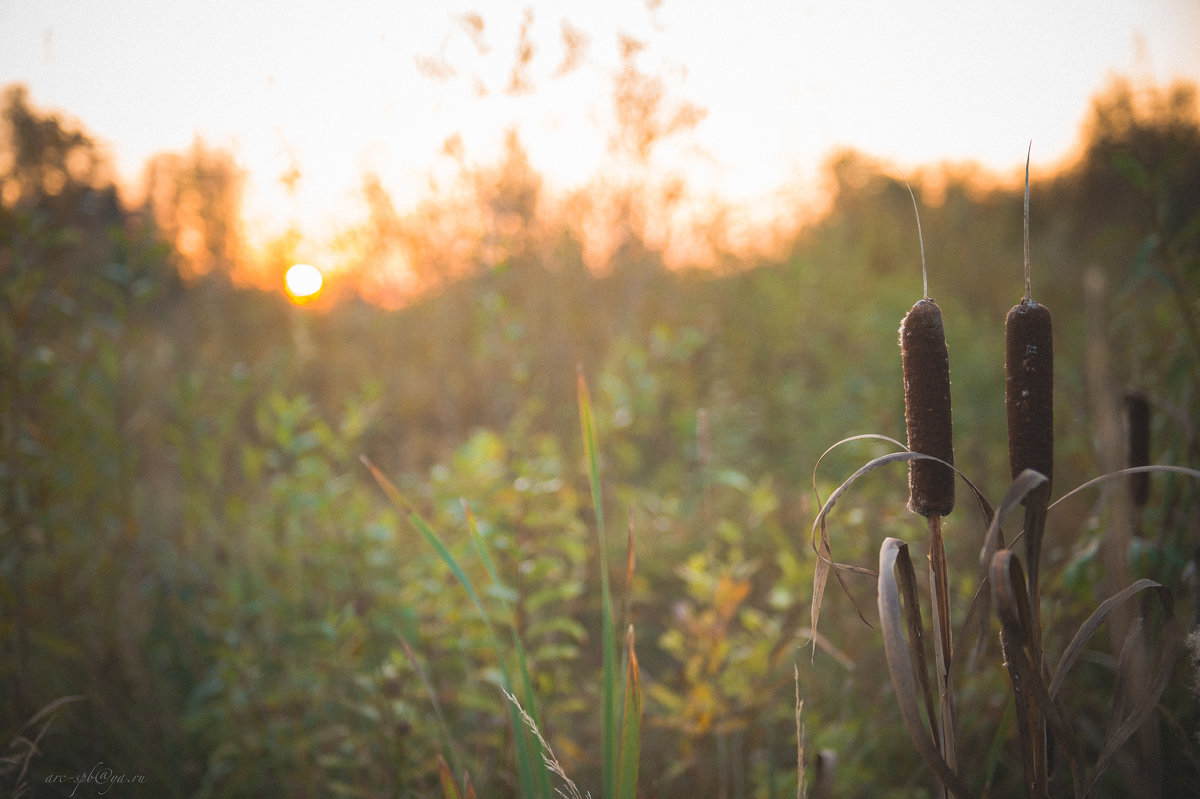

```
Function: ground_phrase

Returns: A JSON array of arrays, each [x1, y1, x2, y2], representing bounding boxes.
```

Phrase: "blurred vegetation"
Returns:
[[1, 69, 1198, 798]]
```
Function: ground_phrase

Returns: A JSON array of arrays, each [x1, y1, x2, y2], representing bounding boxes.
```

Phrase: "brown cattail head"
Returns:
[[900, 298, 955, 517], [1005, 298, 1054, 497], [1125, 391, 1151, 507]]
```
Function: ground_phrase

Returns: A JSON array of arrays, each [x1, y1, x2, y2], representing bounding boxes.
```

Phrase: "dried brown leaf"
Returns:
[[878, 537, 975, 799]]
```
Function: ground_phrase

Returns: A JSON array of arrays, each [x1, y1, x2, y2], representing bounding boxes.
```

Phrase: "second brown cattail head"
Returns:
[[1005, 298, 1054, 499], [900, 298, 955, 517], [1125, 391, 1151, 508]]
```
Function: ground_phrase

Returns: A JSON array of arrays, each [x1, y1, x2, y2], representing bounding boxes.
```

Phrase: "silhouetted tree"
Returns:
[[141, 138, 247, 280]]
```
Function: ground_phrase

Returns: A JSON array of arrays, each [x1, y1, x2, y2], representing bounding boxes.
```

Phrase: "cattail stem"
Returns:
[[927, 514, 957, 785]]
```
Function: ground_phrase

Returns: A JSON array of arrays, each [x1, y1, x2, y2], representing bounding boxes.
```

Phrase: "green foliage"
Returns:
[[2, 77, 1198, 798]]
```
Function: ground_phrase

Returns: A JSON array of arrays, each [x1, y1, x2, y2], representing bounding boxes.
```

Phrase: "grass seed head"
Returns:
[[900, 298, 955, 517], [1005, 298, 1054, 497]]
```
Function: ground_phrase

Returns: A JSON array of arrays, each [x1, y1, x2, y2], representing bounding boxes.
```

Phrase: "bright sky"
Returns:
[[2, 0, 1199, 268]]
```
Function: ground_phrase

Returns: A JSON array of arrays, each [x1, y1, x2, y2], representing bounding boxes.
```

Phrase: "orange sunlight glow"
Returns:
[[285, 263, 324, 304]]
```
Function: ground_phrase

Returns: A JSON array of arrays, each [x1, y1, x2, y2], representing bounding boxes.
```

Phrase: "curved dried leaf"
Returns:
[[990, 550, 1047, 795], [960, 469, 1049, 659], [810, 449, 992, 652], [1047, 578, 1179, 796], [1049, 465, 1200, 512], [1050, 578, 1172, 696], [811, 433, 909, 509], [980, 469, 1048, 570], [1086, 613, 1178, 796], [991, 551, 1087, 791], [878, 538, 976, 799]]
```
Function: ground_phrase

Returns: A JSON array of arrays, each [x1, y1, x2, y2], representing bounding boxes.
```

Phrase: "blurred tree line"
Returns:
[[0, 72, 1198, 797]]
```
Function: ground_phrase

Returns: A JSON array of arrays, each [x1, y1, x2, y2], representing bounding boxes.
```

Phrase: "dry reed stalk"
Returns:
[[1002, 146, 1055, 793], [900, 182, 959, 792]]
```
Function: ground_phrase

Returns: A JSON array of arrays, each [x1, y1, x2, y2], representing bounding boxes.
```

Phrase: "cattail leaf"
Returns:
[[1048, 578, 1179, 796], [1086, 617, 1178, 797], [811, 450, 917, 648], [1049, 578, 1175, 697], [960, 469, 1049, 657], [878, 538, 976, 799], [1049, 465, 1200, 512], [991, 551, 1087, 791], [900, 299, 956, 517], [810, 448, 991, 653], [989, 551, 1048, 795], [810, 749, 837, 799]]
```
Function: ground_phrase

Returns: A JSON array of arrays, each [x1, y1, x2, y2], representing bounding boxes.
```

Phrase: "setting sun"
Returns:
[[285, 263, 323, 303]]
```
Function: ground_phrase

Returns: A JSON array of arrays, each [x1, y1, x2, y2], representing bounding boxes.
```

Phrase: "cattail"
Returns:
[[1005, 148, 1054, 500], [1125, 391, 1151, 507], [1005, 300, 1054, 489], [900, 298, 956, 517]]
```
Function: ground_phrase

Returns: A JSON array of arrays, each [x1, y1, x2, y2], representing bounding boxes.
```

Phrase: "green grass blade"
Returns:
[[364, 457, 548, 798], [463, 502, 554, 799], [578, 371, 618, 799], [439, 756, 465, 799], [616, 624, 642, 799]]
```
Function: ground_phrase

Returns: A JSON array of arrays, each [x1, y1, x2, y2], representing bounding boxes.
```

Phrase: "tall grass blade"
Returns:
[[400, 636, 459, 773], [578, 370, 619, 799], [623, 507, 636, 634], [877, 537, 975, 799], [363, 457, 548, 798], [616, 624, 642, 799], [439, 756, 465, 799], [795, 665, 806, 799], [462, 502, 554, 799]]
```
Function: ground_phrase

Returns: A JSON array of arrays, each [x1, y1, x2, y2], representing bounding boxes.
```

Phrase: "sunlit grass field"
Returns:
[[2, 79, 1199, 797]]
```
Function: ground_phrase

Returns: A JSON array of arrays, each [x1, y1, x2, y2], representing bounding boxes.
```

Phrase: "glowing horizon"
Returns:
[[3, 1, 1199, 296]]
